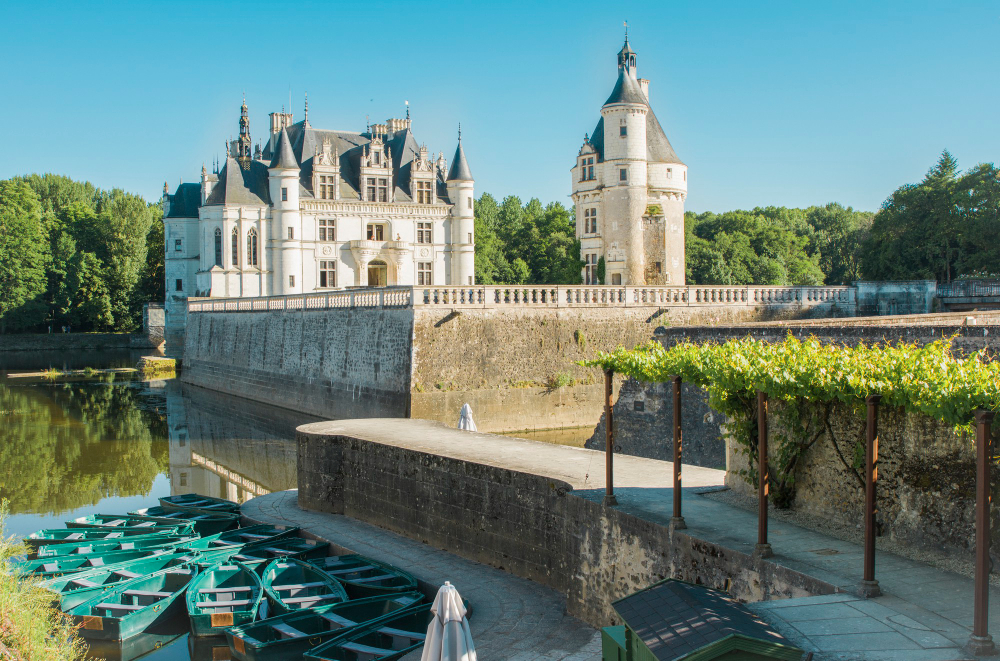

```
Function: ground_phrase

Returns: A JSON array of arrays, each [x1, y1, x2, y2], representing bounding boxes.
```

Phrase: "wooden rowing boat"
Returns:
[[24, 527, 188, 553], [158, 493, 240, 515], [68, 566, 200, 641], [229, 537, 327, 572], [303, 604, 433, 661], [309, 555, 418, 599], [261, 558, 348, 615], [129, 506, 240, 536], [185, 561, 264, 637], [181, 524, 299, 552], [66, 513, 197, 535], [34, 533, 194, 559], [41, 551, 201, 610], [225, 592, 423, 661], [14, 548, 173, 579]]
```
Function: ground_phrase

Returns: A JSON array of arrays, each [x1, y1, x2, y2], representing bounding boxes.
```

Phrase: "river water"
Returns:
[[0, 349, 592, 660]]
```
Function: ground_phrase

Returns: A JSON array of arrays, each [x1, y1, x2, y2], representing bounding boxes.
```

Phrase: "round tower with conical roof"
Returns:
[[571, 35, 687, 286], [446, 126, 475, 286], [268, 127, 302, 294]]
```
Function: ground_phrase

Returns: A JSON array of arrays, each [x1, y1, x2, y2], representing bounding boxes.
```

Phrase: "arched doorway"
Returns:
[[367, 260, 388, 287]]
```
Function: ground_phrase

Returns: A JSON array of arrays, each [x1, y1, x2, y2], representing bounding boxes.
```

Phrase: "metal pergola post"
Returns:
[[859, 394, 882, 597], [755, 390, 772, 558], [672, 376, 686, 529], [968, 409, 995, 656], [603, 368, 618, 507]]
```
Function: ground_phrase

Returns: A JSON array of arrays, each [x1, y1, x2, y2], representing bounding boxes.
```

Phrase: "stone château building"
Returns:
[[162, 99, 474, 345], [571, 36, 687, 286]]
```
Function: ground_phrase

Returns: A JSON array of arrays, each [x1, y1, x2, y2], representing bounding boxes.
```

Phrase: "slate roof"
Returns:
[[604, 67, 648, 106], [270, 128, 298, 169], [165, 182, 202, 218], [204, 157, 271, 206], [590, 69, 683, 165], [612, 580, 793, 661], [447, 141, 473, 181]]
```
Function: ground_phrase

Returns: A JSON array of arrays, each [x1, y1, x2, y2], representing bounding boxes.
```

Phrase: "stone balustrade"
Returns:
[[188, 284, 856, 313]]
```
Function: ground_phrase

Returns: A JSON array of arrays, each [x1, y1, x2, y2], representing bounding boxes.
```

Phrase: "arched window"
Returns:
[[247, 227, 258, 267], [213, 228, 223, 267], [231, 227, 239, 266]]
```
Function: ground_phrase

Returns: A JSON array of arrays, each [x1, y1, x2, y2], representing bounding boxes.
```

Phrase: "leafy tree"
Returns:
[[596, 256, 606, 285], [0, 180, 47, 332], [136, 204, 165, 306]]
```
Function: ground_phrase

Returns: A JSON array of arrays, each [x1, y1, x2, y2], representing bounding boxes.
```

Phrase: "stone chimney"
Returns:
[[638, 78, 649, 100]]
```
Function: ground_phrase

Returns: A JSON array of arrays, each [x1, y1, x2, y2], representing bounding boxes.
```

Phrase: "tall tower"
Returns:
[[268, 128, 302, 294], [237, 97, 252, 169], [446, 126, 475, 286], [571, 34, 687, 286]]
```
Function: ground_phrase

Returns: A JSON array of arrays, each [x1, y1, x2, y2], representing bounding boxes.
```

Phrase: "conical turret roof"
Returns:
[[447, 140, 473, 181], [604, 68, 647, 106], [269, 128, 298, 170]]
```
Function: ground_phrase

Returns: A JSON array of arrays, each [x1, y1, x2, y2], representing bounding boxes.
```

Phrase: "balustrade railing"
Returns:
[[187, 284, 856, 313]]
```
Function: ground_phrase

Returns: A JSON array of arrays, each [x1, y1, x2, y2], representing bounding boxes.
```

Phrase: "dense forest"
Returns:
[[1, 151, 996, 332], [0, 174, 162, 333]]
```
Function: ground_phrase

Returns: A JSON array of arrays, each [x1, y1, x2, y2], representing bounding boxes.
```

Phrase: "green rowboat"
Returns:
[[129, 506, 240, 536], [231, 537, 327, 572], [66, 513, 197, 535], [14, 548, 173, 579], [68, 566, 199, 641], [310, 555, 419, 599], [303, 604, 433, 661], [181, 525, 299, 551], [261, 558, 348, 614], [35, 533, 194, 558], [185, 561, 264, 637], [159, 493, 240, 514], [41, 551, 202, 610], [225, 592, 424, 661], [24, 527, 187, 553]]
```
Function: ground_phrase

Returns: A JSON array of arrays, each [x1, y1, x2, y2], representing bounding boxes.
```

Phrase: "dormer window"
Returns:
[[579, 156, 595, 181], [319, 175, 336, 199], [415, 180, 432, 204], [373, 151, 381, 166], [366, 177, 389, 202]]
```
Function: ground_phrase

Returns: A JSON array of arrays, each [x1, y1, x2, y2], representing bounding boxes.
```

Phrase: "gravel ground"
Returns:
[[701, 487, 1000, 587]]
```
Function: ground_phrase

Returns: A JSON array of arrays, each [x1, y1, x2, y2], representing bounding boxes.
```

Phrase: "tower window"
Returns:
[[584, 253, 599, 285], [174, 238, 182, 252], [288, 227, 294, 240], [583, 208, 598, 234], [175, 279, 183, 291], [619, 168, 628, 182], [281, 187, 288, 201], [417, 262, 432, 285], [667, 168, 673, 179], [318, 218, 336, 241], [214, 228, 223, 267], [620, 125, 627, 137], [468, 232, 473, 244], [656, 262, 662, 274], [417, 222, 432, 244], [319, 260, 337, 288], [415, 180, 432, 204], [468, 197, 472, 209], [289, 275, 295, 288]]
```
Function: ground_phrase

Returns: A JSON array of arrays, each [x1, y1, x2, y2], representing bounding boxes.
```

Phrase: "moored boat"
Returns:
[[225, 592, 424, 661], [159, 493, 240, 514], [303, 604, 433, 661], [66, 513, 197, 535], [309, 554, 418, 599], [129, 506, 240, 536], [24, 527, 188, 553], [181, 525, 299, 552], [230, 537, 327, 572], [68, 566, 200, 641], [41, 551, 202, 610], [261, 558, 348, 614], [185, 561, 264, 637], [14, 548, 173, 579], [35, 533, 193, 558]]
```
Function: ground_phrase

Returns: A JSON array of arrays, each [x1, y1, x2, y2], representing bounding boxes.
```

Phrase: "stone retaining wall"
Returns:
[[0, 332, 162, 352], [297, 420, 837, 627]]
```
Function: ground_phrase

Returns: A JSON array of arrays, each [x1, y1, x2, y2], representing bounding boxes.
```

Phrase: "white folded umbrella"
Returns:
[[421, 581, 477, 661], [457, 404, 477, 432]]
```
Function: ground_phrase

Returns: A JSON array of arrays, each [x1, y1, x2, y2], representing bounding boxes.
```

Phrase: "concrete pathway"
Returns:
[[243, 490, 602, 661]]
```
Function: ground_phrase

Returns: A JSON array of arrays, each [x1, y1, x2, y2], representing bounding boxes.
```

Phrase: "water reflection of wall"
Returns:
[[166, 381, 321, 503]]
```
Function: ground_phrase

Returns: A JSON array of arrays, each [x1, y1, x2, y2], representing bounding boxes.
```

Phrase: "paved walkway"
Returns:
[[243, 490, 602, 661]]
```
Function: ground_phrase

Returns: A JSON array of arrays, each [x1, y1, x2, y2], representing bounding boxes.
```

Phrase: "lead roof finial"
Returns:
[[303, 92, 309, 126], [405, 100, 410, 120], [458, 123, 462, 142]]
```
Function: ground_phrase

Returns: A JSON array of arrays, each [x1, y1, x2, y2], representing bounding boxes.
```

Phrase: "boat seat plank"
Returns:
[[66, 533, 85, 540], [340, 641, 398, 659], [349, 573, 396, 584], [238, 533, 269, 540], [42, 563, 60, 572], [319, 612, 357, 627], [271, 623, 306, 639], [105, 519, 126, 526], [258, 547, 296, 556], [199, 586, 253, 594], [96, 603, 144, 612], [324, 565, 374, 575], [88, 559, 105, 567], [195, 599, 251, 608], [122, 590, 171, 598], [272, 582, 326, 591], [70, 578, 99, 588], [281, 594, 340, 604], [114, 570, 140, 579], [377, 627, 425, 641]]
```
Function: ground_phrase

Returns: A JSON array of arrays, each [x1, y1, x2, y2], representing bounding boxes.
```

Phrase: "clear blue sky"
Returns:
[[1, 0, 996, 213]]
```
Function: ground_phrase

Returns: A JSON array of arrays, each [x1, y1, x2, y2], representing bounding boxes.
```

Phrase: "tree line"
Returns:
[[0, 175, 163, 333]]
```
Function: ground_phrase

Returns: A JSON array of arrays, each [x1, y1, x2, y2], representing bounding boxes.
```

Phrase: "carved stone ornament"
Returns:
[[321, 245, 333, 256], [420, 247, 430, 258]]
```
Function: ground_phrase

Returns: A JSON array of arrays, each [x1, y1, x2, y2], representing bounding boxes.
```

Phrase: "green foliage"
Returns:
[[0, 180, 47, 332], [596, 256, 606, 285], [862, 151, 1000, 282], [474, 193, 583, 285], [582, 335, 1000, 505], [0, 174, 162, 333]]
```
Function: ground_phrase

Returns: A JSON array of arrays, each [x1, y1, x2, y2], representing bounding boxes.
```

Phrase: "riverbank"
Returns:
[[0, 332, 162, 352]]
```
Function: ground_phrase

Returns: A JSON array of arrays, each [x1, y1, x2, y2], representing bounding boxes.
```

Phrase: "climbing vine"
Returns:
[[581, 335, 1000, 505]]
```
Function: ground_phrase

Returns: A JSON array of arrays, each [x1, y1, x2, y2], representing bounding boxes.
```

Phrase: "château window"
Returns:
[[467, 197, 472, 209], [366, 224, 385, 241], [415, 180, 432, 204], [366, 177, 376, 201], [214, 228, 223, 267], [289, 275, 295, 288], [231, 227, 239, 266], [319, 260, 337, 288], [584, 253, 598, 285], [417, 262, 432, 286], [174, 238, 182, 252], [175, 279, 183, 291], [583, 208, 598, 234], [281, 187, 288, 201], [288, 227, 294, 240], [247, 227, 258, 267], [580, 156, 596, 181], [319, 175, 336, 199], [417, 222, 432, 244], [377, 178, 389, 202], [619, 168, 628, 182], [667, 168, 673, 179], [620, 125, 627, 137], [318, 218, 336, 241], [612, 273, 622, 285], [468, 232, 473, 244]]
